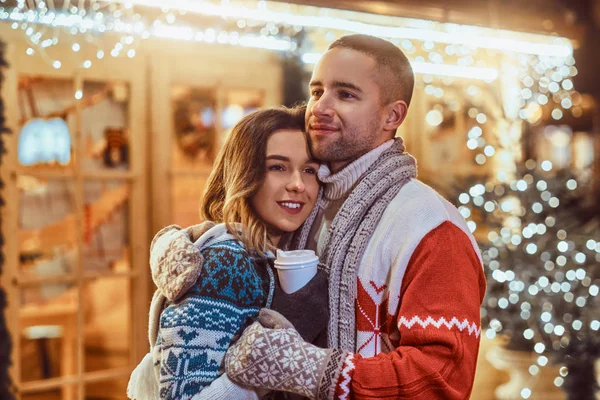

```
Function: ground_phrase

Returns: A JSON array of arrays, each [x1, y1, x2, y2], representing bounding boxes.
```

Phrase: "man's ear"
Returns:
[[383, 100, 408, 131]]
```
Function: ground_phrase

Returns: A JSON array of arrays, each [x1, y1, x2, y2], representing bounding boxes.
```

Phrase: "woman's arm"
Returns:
[[127, 352, 263, 400], [155, 242, 270, 400], [191, 374, 264, 400]]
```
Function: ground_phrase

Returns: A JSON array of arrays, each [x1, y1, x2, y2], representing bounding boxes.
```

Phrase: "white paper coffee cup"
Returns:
[[274, 249, 319, 294]]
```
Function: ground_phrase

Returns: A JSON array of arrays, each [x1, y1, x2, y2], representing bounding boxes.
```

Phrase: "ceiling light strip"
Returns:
[[130, 0, 573, 57]]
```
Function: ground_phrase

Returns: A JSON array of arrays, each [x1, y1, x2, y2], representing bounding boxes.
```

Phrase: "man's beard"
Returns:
[[309, 122, 381, 163]]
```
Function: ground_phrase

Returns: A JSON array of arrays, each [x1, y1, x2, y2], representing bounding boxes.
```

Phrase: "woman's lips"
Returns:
[[277, 202, 304, 215]]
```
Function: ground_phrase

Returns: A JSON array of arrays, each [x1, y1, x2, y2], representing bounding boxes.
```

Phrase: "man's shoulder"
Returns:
[[369, 178, 472, 242], [386, 178, 460, 223], [365, 178, 480, 268], [359, 179, 478, 283]]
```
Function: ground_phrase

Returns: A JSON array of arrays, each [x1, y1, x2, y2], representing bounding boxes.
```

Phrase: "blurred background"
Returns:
[[0, 0, 598, 399]]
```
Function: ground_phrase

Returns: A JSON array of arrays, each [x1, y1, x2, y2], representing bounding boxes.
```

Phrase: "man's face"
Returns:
[[306, 47, 388, 172]]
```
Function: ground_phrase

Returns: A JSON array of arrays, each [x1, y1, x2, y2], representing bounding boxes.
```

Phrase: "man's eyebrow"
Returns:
[[332, 81, 363, 93], [266, 155, 290, 162], [309, 80, 363, 93]]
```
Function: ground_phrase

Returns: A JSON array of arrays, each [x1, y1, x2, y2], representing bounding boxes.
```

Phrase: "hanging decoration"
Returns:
[[102, 127, 129, 168], [18, 118, 71, 165]]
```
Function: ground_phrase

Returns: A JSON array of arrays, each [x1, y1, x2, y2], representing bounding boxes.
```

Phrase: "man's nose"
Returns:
[[311, 93, 334, 117]]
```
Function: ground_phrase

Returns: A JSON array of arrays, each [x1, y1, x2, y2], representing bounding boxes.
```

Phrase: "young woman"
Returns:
[[128, 106, 323, 400]]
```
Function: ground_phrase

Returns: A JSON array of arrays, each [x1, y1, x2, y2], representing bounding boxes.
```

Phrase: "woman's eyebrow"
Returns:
[[266, 155, 290, 162]]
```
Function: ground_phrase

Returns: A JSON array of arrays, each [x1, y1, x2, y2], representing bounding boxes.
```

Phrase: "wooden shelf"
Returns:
[[19, 367, 132, 394]]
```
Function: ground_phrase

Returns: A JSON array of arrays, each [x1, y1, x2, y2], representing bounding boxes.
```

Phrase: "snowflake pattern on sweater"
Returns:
[[154, 239, 272, 400]]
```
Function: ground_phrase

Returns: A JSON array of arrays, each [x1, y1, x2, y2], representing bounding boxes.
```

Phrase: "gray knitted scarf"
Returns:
[[292, 138, 417, 352]]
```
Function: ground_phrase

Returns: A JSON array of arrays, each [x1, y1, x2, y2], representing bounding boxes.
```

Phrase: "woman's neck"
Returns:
[[268, 232, 281, 248]]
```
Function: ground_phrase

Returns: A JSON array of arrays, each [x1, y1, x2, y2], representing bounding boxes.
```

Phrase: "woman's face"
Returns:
[[251, 129, 320, 245]]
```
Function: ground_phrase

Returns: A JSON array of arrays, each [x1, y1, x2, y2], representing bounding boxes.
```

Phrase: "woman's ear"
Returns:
[[383, 100, 408, 131]]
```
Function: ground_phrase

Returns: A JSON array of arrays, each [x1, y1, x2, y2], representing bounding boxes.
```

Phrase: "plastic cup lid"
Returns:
[[275, 249, 319, 267]]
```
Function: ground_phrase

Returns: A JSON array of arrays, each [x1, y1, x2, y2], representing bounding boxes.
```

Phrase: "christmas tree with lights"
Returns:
[[455, 159, 600, 398]]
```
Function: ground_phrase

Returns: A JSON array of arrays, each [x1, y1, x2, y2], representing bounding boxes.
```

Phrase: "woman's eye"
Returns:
[[268, 164, 285, 172], [311, 89, 323, 97], [304, 167, 318, 175]]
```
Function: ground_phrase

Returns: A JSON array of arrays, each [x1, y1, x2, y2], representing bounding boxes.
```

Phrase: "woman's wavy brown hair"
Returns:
[[200, 105, 307, 255]]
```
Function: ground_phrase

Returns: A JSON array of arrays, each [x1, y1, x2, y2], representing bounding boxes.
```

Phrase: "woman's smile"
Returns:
[[277, 201, 305, 215]]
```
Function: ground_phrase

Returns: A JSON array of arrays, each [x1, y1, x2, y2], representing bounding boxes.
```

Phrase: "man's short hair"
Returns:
[[328, 34, 414, 107]]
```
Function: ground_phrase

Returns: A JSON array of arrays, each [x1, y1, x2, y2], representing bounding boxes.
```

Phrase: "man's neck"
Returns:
[[319, 139, 396, 201], [329, 160, 351, 174], [328, 136, 394, 174]]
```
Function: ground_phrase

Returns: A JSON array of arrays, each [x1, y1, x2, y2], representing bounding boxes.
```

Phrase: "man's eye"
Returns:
[[339, 91, 355, 99]]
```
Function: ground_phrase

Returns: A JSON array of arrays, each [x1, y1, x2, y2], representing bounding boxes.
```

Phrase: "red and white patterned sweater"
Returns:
[[312, 148, 486, 399]]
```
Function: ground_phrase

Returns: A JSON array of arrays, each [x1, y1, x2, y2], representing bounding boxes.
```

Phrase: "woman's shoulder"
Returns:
[[189, 239, 271, 306], [200, 239, 253, 268]]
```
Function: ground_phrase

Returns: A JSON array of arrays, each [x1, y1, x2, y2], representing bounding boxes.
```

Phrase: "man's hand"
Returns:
[[225, 309, 349, 400]]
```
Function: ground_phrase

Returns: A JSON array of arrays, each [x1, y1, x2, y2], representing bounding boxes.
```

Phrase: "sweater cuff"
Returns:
[[317, 351, 354, 400]]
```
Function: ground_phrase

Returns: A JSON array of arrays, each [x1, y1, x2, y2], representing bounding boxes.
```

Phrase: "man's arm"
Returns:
[[226, 221, 486, 400], [339, 221, 486, 399]]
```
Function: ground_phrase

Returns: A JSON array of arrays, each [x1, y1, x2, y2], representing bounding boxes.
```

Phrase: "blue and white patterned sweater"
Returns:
[[153, 237, 274, 400]]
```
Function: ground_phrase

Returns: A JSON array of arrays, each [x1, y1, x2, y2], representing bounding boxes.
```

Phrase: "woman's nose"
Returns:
[[286, 172, 306, 193]]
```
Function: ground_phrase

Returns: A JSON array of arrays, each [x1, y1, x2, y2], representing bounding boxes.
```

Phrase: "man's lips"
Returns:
[[310, 123, 338, 133], [277, 201, 304, 215]]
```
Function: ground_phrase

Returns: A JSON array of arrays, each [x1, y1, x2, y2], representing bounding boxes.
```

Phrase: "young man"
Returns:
[[225, 34, 487, 400]]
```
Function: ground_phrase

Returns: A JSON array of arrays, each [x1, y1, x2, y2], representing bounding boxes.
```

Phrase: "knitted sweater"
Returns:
[[307, 143, 487, 399], [153, 227, 274, 400], [307, 140, 395, 255]]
